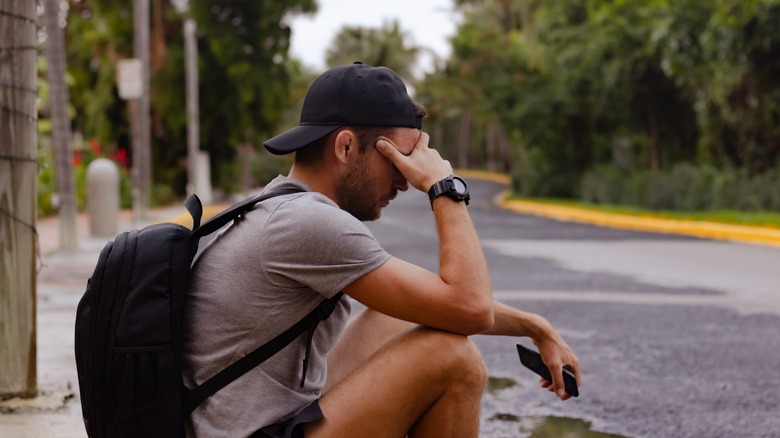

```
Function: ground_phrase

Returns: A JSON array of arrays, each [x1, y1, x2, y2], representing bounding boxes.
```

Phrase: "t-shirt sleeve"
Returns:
[[258, 195, 390, 297]]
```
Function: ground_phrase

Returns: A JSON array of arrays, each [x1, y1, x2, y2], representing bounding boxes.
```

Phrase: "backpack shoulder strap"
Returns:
[[184, 194, 204, 230], [182, 292, 344, 416], [191, 188, 304, 238]]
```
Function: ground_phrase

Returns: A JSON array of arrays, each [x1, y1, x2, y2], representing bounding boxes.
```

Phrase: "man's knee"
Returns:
[[449, 333, 488, 389], [413, 328, 487, 389]]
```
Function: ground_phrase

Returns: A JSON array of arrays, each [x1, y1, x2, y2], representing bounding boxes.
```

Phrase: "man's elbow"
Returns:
[[460, 300, 495, 335], [475, 301, 495, 333]]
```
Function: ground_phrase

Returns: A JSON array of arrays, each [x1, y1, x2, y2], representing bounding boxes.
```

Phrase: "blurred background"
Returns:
[[27, 0, 780, 216], [2, 3, 779, 434]]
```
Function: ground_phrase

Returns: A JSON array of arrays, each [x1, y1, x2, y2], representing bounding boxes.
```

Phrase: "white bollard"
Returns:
[[87, 158, 120, 237], [195, 151, 213, 204]]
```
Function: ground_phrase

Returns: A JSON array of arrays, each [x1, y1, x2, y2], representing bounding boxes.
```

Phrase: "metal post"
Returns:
[[185, 18, 199, 196], [133, 0, 151, 219]]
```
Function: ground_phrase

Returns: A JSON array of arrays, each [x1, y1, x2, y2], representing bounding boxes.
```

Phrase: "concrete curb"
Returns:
[[456, 170, 780, 249], [500, 195, 780, 248]]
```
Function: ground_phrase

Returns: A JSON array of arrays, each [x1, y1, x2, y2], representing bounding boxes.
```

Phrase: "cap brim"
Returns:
[[263, 124, 341, 155]]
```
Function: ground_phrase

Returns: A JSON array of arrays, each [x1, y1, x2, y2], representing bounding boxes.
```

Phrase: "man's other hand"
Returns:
[[535, 336, 581, 401]]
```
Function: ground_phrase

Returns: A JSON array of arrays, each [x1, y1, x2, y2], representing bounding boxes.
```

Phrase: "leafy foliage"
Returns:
[[325, 19, 420, 81], [579, 163, 780, 211], [59, 0, 316, 198], [418, 0, 780, 207], [189, 1, 315, 144], [52, 0, 780, 212]]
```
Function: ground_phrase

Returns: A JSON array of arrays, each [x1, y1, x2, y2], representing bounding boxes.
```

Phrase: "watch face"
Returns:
[[452, 177, 468, 194]]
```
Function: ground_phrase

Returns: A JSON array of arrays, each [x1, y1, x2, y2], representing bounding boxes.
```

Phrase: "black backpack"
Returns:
[[75, 189, 343, 437]]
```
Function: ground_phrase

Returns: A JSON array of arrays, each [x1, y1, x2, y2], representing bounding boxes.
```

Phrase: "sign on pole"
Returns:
[[117, 59, 143, 100]]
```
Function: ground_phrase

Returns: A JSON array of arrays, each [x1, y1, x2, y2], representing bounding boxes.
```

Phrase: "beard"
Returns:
[[336, 155, 396, 221]]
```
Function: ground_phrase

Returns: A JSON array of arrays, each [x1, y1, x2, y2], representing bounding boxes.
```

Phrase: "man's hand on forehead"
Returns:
[[406, 130, 424, 155], [375, 132, 453, 193], [376, 129, 422, 157]]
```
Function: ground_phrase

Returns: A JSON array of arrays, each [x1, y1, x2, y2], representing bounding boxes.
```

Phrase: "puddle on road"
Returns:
[[487, 376, 519, 395], [489, 414, 627, 437], [486, 376, 628, 437], [521, 416, 626, 437]]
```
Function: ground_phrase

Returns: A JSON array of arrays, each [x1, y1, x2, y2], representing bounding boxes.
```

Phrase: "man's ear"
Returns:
[[333, 129, 355, 164]]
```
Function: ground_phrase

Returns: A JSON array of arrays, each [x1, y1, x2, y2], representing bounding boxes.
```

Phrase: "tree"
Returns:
[[661, 0, 780, 174], [58, 0, 318, 199], [188, 0, 317, 191], [417, 0, 531, 173], [325, 19, 420, 82], [419, 0, 780, 199], [43, 0, 78, 250]]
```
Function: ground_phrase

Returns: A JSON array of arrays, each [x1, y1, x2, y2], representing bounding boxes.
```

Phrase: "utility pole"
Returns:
[[184, 16, 212, 203], [131, 0, 151, 220], [184, 18, 199, 197], [0, 0, 38, 397], [43, 0, 77, 251]]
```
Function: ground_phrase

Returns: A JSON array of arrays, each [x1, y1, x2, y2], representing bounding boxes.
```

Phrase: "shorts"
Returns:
[[252, 400, 323, 438]]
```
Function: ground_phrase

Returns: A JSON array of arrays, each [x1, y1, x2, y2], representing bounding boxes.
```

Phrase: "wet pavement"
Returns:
[[368, 179, 780, 438], [2, 178, 779, 437]]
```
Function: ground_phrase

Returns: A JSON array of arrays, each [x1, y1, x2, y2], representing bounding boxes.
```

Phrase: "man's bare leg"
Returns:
[[306, 326, 487, 437], [325, 308, 414, 392]]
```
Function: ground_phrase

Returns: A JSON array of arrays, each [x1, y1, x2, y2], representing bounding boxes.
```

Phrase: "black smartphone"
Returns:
[[516, 344, 579, 397]]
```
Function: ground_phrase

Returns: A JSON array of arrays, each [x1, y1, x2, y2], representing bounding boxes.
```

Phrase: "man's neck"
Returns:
[[288, 163, 339, 205]]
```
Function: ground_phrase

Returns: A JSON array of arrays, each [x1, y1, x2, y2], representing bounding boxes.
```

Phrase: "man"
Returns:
[[182, 62, 580, 438]]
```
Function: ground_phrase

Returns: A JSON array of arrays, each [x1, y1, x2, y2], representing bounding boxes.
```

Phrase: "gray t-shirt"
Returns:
[[182, 176, 390, 437]]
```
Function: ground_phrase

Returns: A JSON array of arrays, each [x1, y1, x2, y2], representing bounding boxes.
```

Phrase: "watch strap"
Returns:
[[427, 176, 470, 207]]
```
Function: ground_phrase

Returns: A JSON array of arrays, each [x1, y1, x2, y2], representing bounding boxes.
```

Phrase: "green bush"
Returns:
[[576, 163, 779, 212], [620, 171, 651, 206], [651, 163, 719, 211], [513, 147, 580, 199], [735, 169, 780, 211], [579, 164, 625, 204], [510, 145, 540, 197], [37, 138, 134, 217], [711, 169, 739, 210]]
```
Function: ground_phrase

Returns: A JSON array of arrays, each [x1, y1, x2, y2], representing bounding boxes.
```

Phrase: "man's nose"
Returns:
[[392, 166, 408, 192]]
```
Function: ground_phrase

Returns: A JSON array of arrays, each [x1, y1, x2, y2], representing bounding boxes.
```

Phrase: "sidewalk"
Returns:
[[0, 205, 193, 438]]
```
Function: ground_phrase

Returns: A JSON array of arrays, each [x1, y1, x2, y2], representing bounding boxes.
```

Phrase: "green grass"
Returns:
[[512, 197, 780, 229]]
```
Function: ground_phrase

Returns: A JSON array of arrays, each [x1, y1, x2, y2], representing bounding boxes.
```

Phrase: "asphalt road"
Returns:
[[365, 178, 780, 438], [5, 178, 777, 438]]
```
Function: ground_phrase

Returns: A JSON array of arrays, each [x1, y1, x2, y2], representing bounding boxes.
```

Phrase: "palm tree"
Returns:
[[325, 19, 420, 82], [43, 0, 78, 250]]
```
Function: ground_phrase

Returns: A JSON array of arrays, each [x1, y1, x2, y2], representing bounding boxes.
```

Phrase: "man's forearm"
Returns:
[[483, 301, 581, 400], [433, 197, 493, 311], [481, 301, 556, 340]]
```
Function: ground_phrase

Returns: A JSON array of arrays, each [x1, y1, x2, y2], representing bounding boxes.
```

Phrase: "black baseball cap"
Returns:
[[264, 61, 423, 155]]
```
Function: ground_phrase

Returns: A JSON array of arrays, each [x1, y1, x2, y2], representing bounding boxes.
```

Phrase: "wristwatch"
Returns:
[[427, 175, 470, 207]]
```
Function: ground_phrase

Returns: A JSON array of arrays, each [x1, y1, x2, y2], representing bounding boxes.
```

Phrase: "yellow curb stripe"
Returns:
[[501, 198, 780, 248], [459, 172, 780, 248]]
